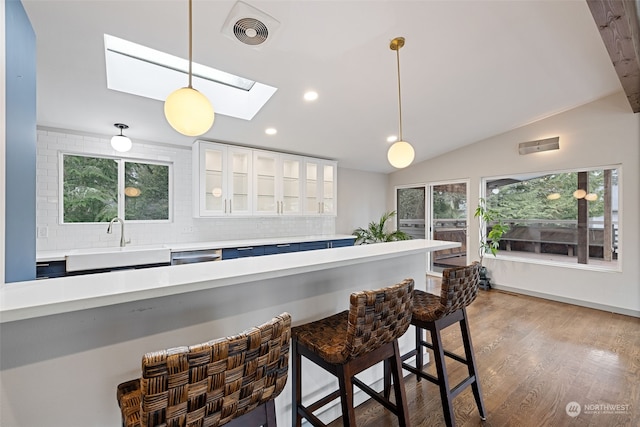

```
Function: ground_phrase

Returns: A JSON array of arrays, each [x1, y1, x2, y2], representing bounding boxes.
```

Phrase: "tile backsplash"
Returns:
[[36, 128, 336, 252]]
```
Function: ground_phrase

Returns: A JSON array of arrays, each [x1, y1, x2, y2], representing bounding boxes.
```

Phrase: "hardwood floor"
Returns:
[[326, 278, 640, 427]]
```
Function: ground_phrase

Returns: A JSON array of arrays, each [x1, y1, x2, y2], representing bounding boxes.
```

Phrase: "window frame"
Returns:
[[480, 164, 622, 272], [59, 152, 173, 225]]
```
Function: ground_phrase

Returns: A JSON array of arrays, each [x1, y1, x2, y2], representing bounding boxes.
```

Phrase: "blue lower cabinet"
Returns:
[[36, 261, 67, 279], [299, 241, 329, 251], [222, 246, 265, 260], [263, 243, 300, 255], [329, 238, 355, 248], [222, 238, 354, 259]]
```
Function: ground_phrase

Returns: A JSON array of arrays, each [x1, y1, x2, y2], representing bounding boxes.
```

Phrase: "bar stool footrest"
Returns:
[[418, 339, 468, 365], [351, 377, 399, 414]]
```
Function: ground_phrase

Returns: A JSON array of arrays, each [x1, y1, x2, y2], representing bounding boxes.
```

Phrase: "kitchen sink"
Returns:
[[65, 245, 171, 272]]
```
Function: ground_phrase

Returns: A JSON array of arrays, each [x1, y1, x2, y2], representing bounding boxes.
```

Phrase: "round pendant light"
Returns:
[[164, 0, 214, 136], [387, 140, 415, 169], [387, 37, 415, 169], [165, 87, 214, 136], [111, 123, 132, 152]]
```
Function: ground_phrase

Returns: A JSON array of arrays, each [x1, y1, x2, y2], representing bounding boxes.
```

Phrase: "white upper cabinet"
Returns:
[[194, 141, 335, 217], [193, 141, 252, 217], [253, 150, 303, 216], [304, 159, 337, 216]]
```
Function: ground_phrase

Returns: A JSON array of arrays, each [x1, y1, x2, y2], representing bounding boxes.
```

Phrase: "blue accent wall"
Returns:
[[5, 0, 36, 282]]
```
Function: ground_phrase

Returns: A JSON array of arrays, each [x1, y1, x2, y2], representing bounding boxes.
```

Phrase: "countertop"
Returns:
[[36, 234, 357, 262], [3, 239, 459, 323]]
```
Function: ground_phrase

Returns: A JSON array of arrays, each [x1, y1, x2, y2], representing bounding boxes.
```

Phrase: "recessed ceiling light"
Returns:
[[387, 135, 398, 143], [304, 91, 318, 101], [265, 127, 277, 135]]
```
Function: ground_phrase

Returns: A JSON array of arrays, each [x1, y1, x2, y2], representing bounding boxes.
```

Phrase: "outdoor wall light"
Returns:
[[573, 189, 598, 201], [124, 187, 141, 197], [573, 189, 587, 199]]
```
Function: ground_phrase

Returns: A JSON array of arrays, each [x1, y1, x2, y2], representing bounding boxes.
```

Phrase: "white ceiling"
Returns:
[[22, 0, 622, 173]]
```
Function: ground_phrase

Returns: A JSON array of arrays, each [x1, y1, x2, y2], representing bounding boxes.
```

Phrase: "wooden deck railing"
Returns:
[[398, 218, 618, 260]]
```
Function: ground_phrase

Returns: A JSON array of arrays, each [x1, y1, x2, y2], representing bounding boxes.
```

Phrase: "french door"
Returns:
[[429, 181, 469, 274], [397, 180, 469, 274]]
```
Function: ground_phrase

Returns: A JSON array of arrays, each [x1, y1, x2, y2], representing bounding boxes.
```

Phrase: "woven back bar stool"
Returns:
[[385, 263, 486, 427], [291, 278, 415, 427], [116, 312, 291, 427]]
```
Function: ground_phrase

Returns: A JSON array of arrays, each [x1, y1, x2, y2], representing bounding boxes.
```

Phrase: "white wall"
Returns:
[[36, 128, 336, 252], [336, 167, 389, 235], [388, 92, 640, 316]]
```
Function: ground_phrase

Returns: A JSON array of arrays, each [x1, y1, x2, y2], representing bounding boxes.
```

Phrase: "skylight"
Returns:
[[104, 34, 277, 121]]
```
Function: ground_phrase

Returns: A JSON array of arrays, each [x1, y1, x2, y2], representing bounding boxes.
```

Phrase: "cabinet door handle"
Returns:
[[224, 199, 227, 214], [237, 247, 254, 251], [277, 244, 290, 248], [230, 200, 232, 214], [318, 202, 321, 213]]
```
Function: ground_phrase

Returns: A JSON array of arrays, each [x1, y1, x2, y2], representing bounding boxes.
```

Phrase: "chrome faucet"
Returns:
[[107, 217, 129, 247]]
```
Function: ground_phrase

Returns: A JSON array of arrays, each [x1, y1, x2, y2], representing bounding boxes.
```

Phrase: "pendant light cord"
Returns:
[[396, 47, 403, 142], [188, 0, 193, 88]]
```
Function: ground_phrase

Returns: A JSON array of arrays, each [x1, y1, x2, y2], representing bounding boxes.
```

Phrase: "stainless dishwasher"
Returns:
[[170, 249, 222, 265]]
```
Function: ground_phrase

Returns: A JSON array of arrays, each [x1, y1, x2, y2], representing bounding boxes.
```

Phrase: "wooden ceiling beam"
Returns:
[[587, 0, 640, 113]]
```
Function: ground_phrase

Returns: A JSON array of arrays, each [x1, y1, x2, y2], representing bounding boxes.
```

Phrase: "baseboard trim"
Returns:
[[491, 284, 640, 318]]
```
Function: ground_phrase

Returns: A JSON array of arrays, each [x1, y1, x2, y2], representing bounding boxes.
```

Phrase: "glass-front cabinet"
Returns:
[[193, 141, 335, 217], [304, 159, 337, 215], [194, 141, 252, 216], [253, 151, 302, 215], [281, 155, 303, 214]]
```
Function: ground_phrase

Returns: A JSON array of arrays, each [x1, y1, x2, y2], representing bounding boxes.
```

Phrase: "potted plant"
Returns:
[[353, 210, 411, 244], [474, 198, 509, 289]]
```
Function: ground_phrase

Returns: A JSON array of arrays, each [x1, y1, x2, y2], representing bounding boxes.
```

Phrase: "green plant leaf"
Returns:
[[352, 210, 411, 244]]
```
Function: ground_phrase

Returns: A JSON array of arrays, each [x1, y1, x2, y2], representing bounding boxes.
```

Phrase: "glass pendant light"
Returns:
[[111, 123, 132, 152], [387, 37, 415, 169], [164, 0, 214, 136]]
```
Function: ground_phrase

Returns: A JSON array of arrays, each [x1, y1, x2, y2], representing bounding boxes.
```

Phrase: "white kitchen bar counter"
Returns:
[[0, 239, 459, 426]]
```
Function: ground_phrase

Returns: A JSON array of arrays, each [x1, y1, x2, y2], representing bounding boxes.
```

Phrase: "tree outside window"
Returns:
[[62, 154, 170, 223]]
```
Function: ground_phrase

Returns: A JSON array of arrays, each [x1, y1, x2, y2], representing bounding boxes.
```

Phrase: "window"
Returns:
[[62, 154, 170, 223], [483, 167, 619, 269]]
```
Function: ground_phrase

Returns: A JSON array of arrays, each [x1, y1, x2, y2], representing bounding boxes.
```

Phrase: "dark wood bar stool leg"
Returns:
[[460, 310, 487, 419], [430, 322, 455, 427], [389, 341, 411, 427], [414, 326, 424, 381], [292, 338, 302, 427], [338, 365, 357, 427]]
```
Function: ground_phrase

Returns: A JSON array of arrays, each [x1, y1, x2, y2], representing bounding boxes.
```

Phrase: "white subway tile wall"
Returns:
[[35, 128, 336, 251]]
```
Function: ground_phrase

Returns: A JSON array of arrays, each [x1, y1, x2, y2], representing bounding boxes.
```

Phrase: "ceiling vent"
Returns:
[[222, 1, 280, 49]]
